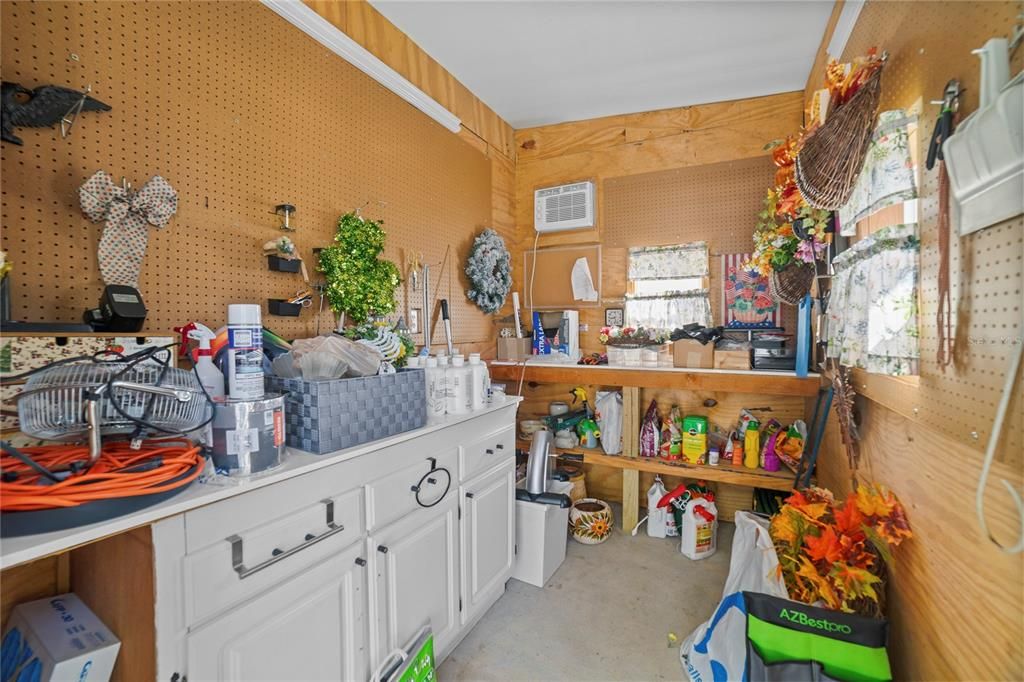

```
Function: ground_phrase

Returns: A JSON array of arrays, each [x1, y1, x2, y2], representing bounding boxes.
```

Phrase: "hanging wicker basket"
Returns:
[[769, 261, 816, 305], [795, 61, 886, 210]]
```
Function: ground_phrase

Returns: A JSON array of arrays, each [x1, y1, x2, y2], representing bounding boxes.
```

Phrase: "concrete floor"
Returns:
[[439, 507, 735, 682]]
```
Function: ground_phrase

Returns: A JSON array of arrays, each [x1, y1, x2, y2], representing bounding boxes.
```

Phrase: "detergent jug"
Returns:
[[680, 498, 718, 560]]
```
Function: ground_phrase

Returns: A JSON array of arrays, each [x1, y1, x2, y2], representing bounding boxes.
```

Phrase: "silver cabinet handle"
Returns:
[[227, 499, 345, 579]]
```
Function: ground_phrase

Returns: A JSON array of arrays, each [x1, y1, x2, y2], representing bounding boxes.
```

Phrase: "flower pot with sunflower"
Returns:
[[569, 498, 613, 544]]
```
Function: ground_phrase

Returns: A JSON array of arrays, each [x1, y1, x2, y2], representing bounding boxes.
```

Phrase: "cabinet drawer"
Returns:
[[184, 487, 364, 626], [460, 427, 514, 482], [366, 448, 458, 532]]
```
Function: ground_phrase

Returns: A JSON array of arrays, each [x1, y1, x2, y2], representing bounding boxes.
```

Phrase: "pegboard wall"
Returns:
[[604, 155, 797, 330], [837, 0, 1023, 458], [0, 1, 494, 344]]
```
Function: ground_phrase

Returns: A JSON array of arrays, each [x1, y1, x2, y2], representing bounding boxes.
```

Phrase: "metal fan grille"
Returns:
[[17, 362, 207, 441]]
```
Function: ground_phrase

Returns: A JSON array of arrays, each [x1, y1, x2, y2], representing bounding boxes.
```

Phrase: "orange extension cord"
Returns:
[[0, 440, 203, 512]]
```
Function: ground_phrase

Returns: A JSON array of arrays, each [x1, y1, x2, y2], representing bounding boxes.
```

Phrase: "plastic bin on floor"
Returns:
[[512, 480, 573, 587]]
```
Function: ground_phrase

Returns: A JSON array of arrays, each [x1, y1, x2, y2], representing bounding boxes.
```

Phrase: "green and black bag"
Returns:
[[743, 592, 892, 682]]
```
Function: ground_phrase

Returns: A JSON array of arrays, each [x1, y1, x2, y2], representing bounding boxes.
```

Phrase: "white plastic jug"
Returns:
[[680, 499, 718, 560], [646, 476, 668, 538]]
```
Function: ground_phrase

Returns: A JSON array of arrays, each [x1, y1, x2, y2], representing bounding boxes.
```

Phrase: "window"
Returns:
[[624, 242, 711, 329]]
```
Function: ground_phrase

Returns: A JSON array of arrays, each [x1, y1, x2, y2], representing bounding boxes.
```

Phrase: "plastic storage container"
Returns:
[[512, 480, 573, 587]]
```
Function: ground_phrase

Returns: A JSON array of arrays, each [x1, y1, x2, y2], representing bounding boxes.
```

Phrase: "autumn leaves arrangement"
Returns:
[[770, 485, 912, 618]]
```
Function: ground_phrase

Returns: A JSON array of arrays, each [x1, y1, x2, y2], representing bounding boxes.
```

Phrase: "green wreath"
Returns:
[[465, 228, 512, 314]]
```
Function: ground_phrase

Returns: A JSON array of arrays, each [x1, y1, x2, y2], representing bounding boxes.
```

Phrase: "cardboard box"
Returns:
[[496, 337, 532, 361], [714, 349, 752, 370], [2, 593, 120, 682], [672, 339, 715, 368]]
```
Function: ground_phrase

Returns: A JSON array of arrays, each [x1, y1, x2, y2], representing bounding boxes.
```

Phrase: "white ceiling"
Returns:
[[369, 0, 835, 129]]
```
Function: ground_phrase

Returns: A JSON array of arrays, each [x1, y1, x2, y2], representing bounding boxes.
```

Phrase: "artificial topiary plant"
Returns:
[[319, 211, 401, 325]]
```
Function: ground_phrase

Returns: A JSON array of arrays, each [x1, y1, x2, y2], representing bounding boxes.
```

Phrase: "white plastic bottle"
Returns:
[[227, 304, 263, 400], [435, 354, 450, 416], [467, 353, 489, 411], [189, 322, 224, 398], [423, 357, 446, 421], [446, 355, 470, 414], [680, 499, 718, 560]]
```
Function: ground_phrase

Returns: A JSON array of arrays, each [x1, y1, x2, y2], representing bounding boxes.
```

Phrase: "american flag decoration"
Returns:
[[721, 253, 780, 328]]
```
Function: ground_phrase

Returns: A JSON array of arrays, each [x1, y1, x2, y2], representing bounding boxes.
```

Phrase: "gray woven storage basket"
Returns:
[[266, 369, 427, 454]]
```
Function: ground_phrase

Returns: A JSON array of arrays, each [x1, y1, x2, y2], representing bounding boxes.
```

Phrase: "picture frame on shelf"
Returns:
[[605, 307, 624, 327]]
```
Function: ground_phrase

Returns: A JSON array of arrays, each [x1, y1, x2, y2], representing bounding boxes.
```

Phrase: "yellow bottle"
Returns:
[[743, 421, 760, 469]]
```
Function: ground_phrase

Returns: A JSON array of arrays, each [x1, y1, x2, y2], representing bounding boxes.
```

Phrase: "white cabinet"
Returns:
[[185, 541, 369, 682], [372, 493, 461, 662], [153, 403, 519, 682], [461, 463, 515, 624]]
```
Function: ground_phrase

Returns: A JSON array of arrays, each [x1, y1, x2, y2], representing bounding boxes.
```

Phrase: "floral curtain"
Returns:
[[625, 241, 711, 328], [838, 110, 918, 235], [627, 242, 709, 279], [827, 223, 920, 375], [625, 290, 712, 329]]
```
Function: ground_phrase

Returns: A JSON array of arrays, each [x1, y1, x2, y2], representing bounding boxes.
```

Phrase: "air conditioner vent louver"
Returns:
[[535, 181, 595, 232]]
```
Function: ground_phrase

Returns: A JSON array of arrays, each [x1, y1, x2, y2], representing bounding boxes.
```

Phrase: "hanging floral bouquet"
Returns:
[[598, 326, 669, 347], [770, 485, 912, 617], [744, 136, 832, 278]]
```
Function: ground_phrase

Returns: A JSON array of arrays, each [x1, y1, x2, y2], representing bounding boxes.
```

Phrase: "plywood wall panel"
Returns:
[[807, 1, 1024, 679], [0, 1, 501, 345], [303, 0, 514, 159], [512, 92, 806, 353]]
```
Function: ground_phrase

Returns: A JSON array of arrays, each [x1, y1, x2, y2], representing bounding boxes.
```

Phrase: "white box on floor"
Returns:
[[1, 592, 120, 682], [512, 480, 573, 587]]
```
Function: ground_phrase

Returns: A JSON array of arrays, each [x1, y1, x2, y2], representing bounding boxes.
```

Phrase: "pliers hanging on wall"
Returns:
[[926, 79, 962, 170]]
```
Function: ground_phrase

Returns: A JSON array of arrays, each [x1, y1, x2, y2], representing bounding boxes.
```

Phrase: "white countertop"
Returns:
[[0, 397, 521, 570]]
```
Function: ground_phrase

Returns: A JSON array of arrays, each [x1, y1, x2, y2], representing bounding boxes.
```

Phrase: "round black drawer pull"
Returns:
[[271, 548, 283, 557], [355, 557, 367, 567], [378, 545, 389, 554]]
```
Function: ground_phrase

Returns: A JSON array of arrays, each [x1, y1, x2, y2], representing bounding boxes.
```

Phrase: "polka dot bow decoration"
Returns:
[[79, 170, 178, 288]]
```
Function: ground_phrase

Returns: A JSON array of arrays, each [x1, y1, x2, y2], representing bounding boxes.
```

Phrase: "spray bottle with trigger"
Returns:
[[176, 322, 225, 399]]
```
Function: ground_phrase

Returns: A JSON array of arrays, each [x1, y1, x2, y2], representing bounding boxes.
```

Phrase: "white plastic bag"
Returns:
[[596, 390, 622, 455], [646, 476, 668, 538], [679, 511, 788, 681]]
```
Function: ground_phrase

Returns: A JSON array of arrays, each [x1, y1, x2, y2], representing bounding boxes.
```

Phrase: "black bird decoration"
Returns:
[[1, 82, 111, 145]]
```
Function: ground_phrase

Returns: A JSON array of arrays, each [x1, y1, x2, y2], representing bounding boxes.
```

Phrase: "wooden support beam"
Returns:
[[621, 468, 640, 531]]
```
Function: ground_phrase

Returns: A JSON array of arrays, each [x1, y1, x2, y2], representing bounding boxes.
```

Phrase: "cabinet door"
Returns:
[[186, 542, 369, 682], [461, 463, 515, 623], [373, 494, 460, 662]]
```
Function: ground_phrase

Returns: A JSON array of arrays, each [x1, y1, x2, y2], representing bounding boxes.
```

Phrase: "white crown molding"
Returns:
[[261, 0, 462, 133], [826, 0, 865, 61]]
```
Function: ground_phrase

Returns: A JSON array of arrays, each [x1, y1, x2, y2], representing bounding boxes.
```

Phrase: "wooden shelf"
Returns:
[[490, 361, 821, 397], [519, 439, 795, 492]]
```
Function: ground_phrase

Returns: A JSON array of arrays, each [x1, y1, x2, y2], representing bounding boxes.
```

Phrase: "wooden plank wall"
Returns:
[[0, 1, 515, 356], [810, 2, 1024, 679], [304, 0, 514, 159], [513, 92, 804, 352]]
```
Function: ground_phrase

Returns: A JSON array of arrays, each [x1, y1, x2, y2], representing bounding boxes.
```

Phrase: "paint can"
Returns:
[[210, 393, 285, 476]]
